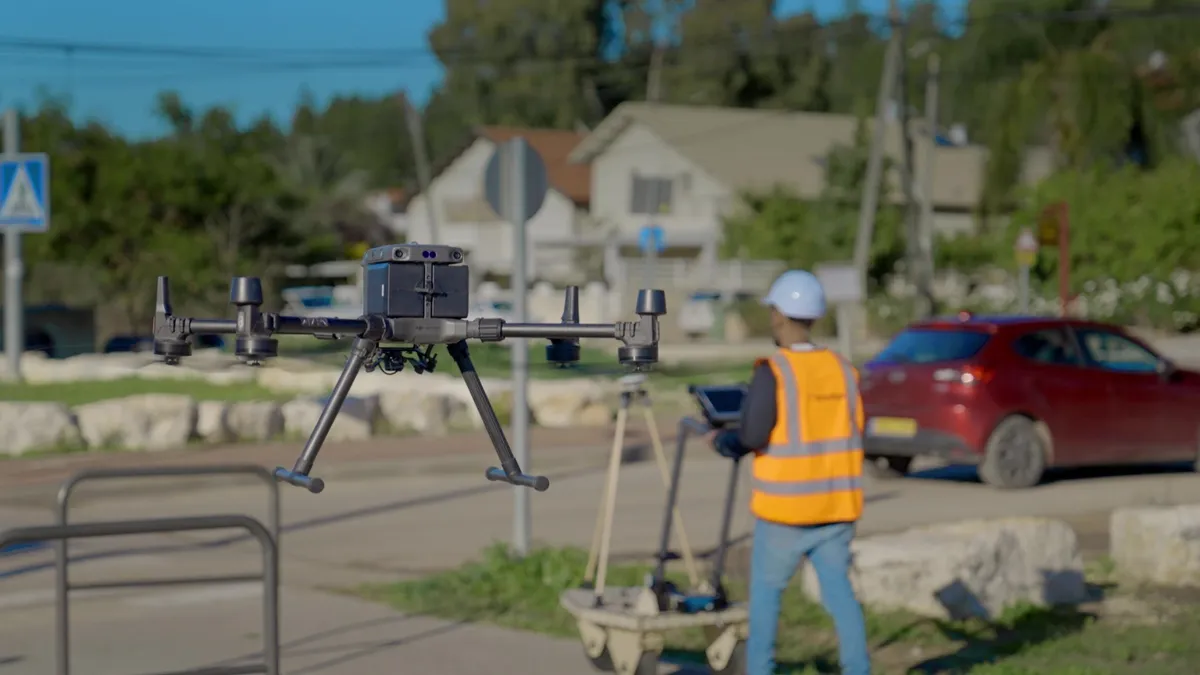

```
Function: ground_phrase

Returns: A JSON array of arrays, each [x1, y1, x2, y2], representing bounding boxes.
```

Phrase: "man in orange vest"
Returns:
[[711, 270, 870, 675]]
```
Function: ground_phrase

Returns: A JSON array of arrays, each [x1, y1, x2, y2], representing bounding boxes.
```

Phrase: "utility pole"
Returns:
[[916, 52, 941, 318], [646, 44, 665, 103], [851, 0, 904, 295], [895, 20, 923, 319], [3, 110, 22, 382], [399, 92, 441, 245], [643, 43, 666, 293]]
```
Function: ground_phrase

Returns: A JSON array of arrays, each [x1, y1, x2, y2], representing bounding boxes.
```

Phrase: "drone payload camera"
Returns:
[[151, 243, 666, 495]]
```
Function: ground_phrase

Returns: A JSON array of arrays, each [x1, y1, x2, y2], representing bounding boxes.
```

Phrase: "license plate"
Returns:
[[868, 417, 918, 438]]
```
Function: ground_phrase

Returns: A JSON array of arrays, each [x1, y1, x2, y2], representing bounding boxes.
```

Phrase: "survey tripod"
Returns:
[[583, 373, 702, 599], [561, 384, 751, 675]]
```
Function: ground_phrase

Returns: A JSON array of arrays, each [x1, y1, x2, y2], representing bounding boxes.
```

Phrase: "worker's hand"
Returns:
[[709, 429, 744, 460]]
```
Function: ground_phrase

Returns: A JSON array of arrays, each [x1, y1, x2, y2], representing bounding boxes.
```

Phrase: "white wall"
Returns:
[[363, 192, 409, 236], [405, 137, 581, 282], [589, 123, 731, 248]]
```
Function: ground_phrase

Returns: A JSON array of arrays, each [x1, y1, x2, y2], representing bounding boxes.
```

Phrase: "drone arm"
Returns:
[[496, 323, 617, 340], [271, 315, 376, 337], [188, 319, 238, 334], [273, 337, 378, 493], [446, 340, 550, 492]]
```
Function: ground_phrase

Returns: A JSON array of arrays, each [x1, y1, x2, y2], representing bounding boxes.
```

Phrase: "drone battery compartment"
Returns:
[[363, 262, 471, 320]]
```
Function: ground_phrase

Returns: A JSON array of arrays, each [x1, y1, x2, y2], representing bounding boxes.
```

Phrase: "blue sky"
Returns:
[[2, 0, 963, 139]]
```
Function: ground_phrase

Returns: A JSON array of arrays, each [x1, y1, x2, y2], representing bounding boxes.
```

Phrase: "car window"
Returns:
[[1012, 329, 1080, 366], [871, 328, 991, 365], [1076, 329, 1160, 373]]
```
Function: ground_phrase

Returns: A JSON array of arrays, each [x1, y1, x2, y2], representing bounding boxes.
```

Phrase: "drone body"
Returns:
[[151, 242, 666, 495]]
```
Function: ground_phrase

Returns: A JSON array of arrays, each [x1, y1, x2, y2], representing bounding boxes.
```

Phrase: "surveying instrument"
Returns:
[[561, 382, 751, 675]]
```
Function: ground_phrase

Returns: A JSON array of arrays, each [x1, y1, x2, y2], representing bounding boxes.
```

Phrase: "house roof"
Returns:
[[569, 102, 1051, 210], [476, 126, 591, 205]]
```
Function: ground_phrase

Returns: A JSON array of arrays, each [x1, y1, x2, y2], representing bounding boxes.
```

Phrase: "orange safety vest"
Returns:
[[750, 348, 865, 526]]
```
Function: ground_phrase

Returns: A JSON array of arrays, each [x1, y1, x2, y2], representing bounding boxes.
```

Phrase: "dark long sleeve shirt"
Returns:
[[714, 361, 777, 459]]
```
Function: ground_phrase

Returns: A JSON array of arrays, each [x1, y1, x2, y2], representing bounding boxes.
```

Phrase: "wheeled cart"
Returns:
[[561, 383, 751, 675]]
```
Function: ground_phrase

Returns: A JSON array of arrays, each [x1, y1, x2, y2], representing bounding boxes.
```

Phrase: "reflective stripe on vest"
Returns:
[[750, 348, 865, 526]]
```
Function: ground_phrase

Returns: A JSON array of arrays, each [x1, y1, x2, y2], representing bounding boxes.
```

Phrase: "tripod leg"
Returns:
[[274, 337, 376, 493], [584, 392, 629, 585], [592, 391, 631, 605], [710, 457, 742, 592], [641, 403, 700, 588]]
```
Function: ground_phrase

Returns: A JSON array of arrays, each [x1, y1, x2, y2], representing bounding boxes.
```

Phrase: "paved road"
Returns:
[[2, 427, 1199, 674]]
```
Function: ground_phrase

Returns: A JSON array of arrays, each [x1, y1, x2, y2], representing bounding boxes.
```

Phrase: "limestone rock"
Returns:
[[802, 517, 1087, 620], [226, 401, 284, 441], [527, 379, 610, 428], [73, 394, 197, 451], [256, 365, 342, 394], [282, 395, 379, 441], [1111, 506, 1200, 586], [194, 401, 233, 443], [577, 402, 614, 427], [0, 402, 83, 456], [379, 391, 468, 436]]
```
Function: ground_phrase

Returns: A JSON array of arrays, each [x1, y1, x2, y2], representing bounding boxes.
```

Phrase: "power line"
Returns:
[[1, 3, 1198, 65]]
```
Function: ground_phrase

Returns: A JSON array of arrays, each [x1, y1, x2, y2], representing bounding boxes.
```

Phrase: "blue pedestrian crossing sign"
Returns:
[[638, 225, 665, 254], [0, 153, 50, 232]]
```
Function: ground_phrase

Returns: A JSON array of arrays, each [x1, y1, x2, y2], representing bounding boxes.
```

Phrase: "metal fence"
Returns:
[[0, 464, 285, 675]]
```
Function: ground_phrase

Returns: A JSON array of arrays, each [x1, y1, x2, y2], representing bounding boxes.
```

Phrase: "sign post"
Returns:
[[1, 110, 50, 383], [1014, 228, 1038, 314], [815, 263, 865, 361], [638, 224, 664, 292], [483, 137, 549, 557], [1038, 202, 1071, 316]]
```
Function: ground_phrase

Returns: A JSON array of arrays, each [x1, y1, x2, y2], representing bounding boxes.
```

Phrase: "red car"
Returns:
[[860, 313, 1200, 488]]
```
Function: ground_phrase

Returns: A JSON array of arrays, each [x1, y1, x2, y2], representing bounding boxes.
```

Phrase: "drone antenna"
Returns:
[[156, 276, 173, 317], [562, 285, 579, 325]]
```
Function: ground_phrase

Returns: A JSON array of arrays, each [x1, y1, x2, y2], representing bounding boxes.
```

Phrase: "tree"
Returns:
[[16, 95, 351, 335], [428, 0, 619, 130]]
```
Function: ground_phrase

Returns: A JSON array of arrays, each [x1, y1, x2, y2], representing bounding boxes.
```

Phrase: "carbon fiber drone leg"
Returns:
[[274, 337, 378, 493], [446, 340, 550, 491]]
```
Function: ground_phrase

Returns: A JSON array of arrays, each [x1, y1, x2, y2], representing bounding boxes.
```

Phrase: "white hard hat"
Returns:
[[762, 270, 827, 320]]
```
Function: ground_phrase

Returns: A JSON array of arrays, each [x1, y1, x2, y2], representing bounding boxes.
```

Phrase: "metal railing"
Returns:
[[1, 515, 279, 675], [49, 464, 283, 675]]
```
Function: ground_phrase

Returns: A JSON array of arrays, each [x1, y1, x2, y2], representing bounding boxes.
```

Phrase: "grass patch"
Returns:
[[355, 544, 1200, 674], [0, 377, 288, 406]]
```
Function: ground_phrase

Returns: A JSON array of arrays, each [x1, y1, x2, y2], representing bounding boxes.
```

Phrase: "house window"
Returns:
[[630, 175, 674, 215]]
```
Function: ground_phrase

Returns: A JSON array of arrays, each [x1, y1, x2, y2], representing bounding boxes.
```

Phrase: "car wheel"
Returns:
[[864, 455, 913, 479], [1193, 428, 1200, 473], [978, 416, 1046, 489]]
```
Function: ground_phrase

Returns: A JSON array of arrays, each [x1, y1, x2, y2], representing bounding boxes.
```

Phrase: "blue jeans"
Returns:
[[747, 519, 870, 675]]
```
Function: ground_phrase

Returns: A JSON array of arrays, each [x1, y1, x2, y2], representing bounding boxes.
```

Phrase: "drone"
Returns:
[[150, 243, 666, 495]]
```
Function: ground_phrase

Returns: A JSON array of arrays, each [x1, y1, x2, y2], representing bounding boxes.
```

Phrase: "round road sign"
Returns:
[[483, 137, 549, 225]]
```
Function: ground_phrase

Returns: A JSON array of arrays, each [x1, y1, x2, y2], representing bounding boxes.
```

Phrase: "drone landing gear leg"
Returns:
[[446, 340, 549, 492], [274, 337, 378, 493]]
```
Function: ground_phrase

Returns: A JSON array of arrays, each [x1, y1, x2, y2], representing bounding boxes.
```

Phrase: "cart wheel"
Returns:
[[584, 646, 615, 672], [634, 651, 659, 675], [709, 641, 746, 675]]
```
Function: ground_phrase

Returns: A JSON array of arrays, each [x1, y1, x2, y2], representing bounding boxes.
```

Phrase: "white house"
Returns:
[[568, 102, 1054, 292], [402, 126, 592, 285], [363, 187, 409, 236]]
